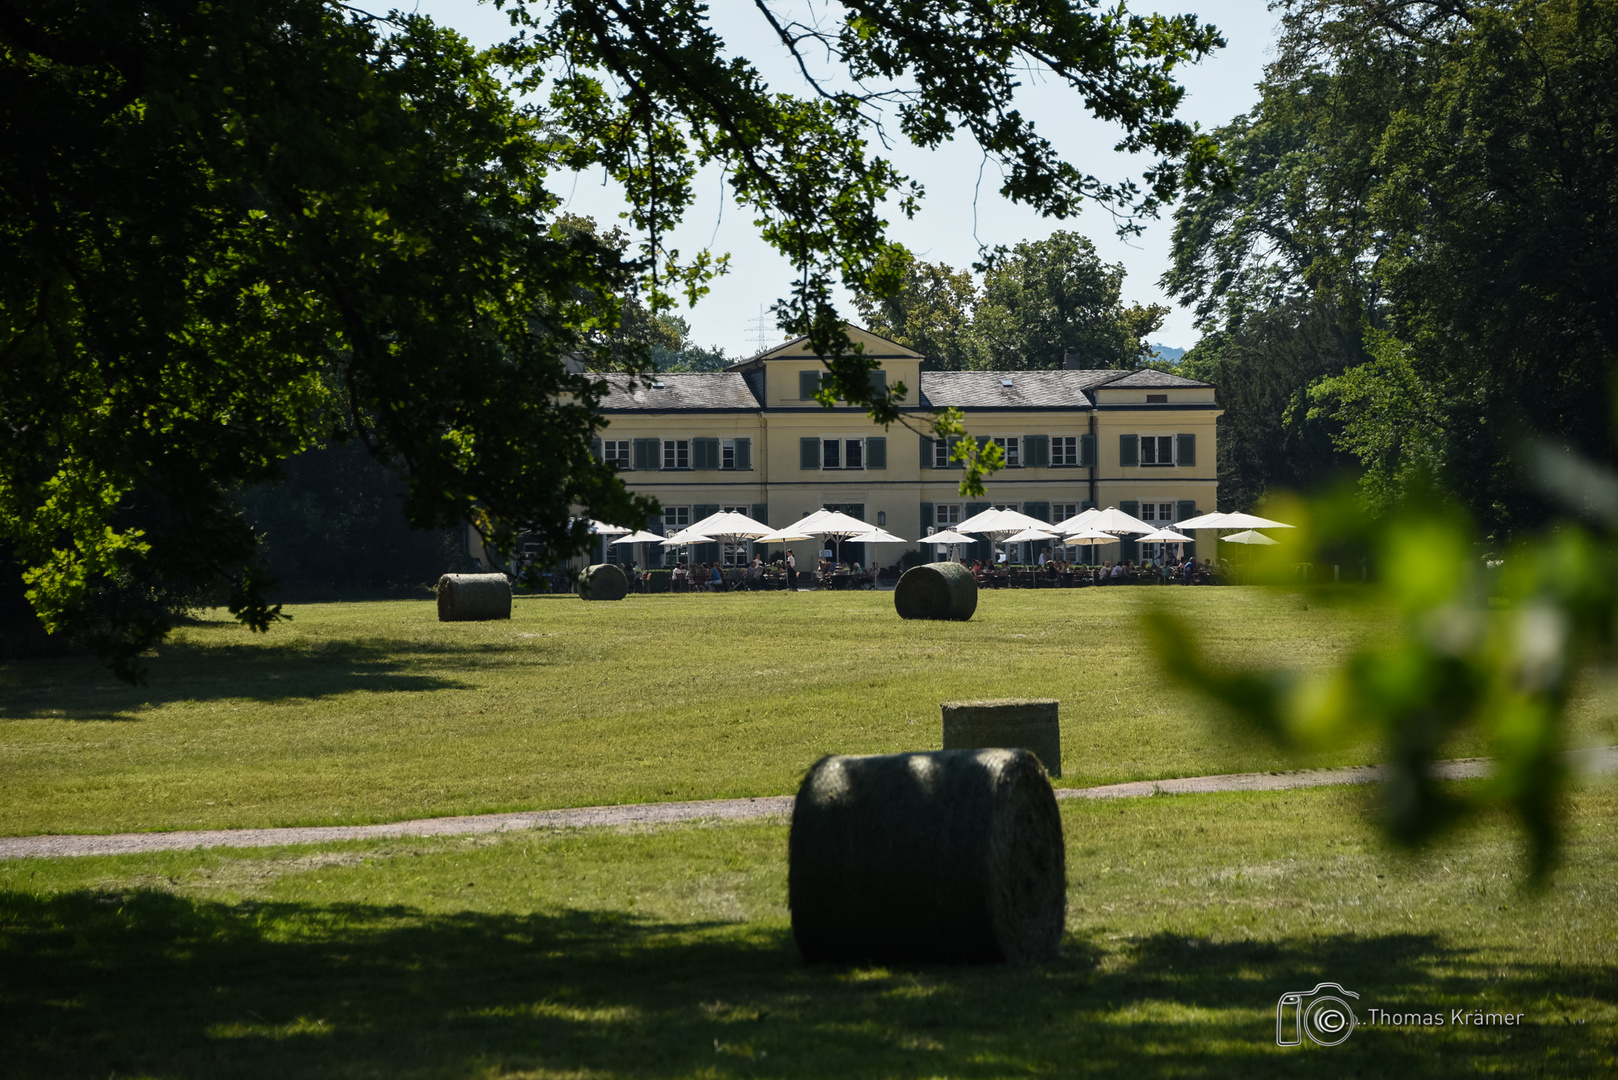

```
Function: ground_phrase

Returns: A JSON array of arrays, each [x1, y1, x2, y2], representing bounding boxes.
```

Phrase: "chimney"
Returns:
[[1062, 351, 1083, 370]]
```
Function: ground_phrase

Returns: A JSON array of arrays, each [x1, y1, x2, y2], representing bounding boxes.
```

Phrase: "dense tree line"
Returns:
[[1170, 0, 1617, 529]]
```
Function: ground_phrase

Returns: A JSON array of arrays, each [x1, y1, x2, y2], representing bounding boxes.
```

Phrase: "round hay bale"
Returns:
[[894, 561, 978, 621], [578, 563, 628, 602], [436, 573, 512, 621], [789, 748, 1064, 966]]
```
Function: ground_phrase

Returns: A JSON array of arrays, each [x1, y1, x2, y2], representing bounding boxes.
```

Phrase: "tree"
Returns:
[[974, 232, 1167, 369], [1, 0, 1225, 678], [851, 235, 1167, 371], [1168, 0, 1618, 534], [851, 249, 981, 370]]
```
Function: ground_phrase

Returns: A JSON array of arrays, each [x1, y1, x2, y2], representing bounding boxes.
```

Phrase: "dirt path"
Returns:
[[4, 747, 1613, 860]]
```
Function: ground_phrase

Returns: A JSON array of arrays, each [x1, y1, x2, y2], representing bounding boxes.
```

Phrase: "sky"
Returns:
[[408, 0, 1279, 357]]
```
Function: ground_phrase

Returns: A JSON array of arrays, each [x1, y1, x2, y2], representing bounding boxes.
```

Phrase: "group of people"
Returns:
[[962, 552, 1217, 586]]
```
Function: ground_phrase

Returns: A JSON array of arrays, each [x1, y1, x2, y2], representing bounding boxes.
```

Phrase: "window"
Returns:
[[1147, 393, 1168, 403], [799, 371, 821, 399], [935, 504, 963, 526], [720, 438, 751, 471], [1051, 436, 1078, 467], [603, 440, 631, 469], [822, 438, 865, 470], [933, 437, 959, 469], [662, 505, 691, 565], [1139, 502, 1176, 524], [663, 439, 690, 470], [992, 436, 1020, 467], [1052, 503, 1081, 524], [721, 505, 750, 565], [1139, 435, 1175, 466]]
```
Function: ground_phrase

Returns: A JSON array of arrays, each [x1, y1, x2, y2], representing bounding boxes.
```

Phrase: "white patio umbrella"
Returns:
[[926, 528, 977, 562], [685, 510, 773, 567], [755, 525, 816, 543], [1217, 512, 1295, 530], [1049, 507, 1102, 533], [795, 508, 878, 563], [1177, 510, 1295, 531], [1087, 505, 1155, 535], [956, 507, 1053, 564], [1062, 527, 1121, 546], [611, 528, 667, 570], [1173, 510, 1233, 531], [1138, 527, 1194, 543], [854, 527, 908, 544], [1221, 529, 1279, 545], [577, 518, 631, 536], [1003, 527, 1060, 542]]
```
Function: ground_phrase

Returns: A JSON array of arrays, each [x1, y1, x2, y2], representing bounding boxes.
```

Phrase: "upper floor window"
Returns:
[[603, 440, 632, 469], [1139, 435, 1175, 466], [1051, 437, 1078, 467], [663, 439, 690, 470], [992, 436, 1020, 468]]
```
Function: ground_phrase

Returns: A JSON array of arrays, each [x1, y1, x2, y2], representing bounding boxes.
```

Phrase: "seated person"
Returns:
[[710, 563, 724, 591]]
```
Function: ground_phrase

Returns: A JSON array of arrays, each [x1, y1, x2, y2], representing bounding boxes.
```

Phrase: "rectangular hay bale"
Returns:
[[941, 699, 1061, 777]]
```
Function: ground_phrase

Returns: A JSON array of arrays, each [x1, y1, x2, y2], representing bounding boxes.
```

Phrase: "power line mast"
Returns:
[[747, 306, 773, 355]]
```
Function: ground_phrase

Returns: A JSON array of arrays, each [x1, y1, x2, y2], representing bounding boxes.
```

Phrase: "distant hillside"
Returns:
[[1148, 343, 1185, 363]]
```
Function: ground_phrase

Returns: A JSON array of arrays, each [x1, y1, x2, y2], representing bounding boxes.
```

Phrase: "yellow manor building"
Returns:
[[588, 326, 1222, 568]]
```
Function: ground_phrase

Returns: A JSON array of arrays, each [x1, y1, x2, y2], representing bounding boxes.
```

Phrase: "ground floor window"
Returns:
[[721, 504, 751, 565], [662, 506, 691, 565], [1140, 501, 1182, 563]]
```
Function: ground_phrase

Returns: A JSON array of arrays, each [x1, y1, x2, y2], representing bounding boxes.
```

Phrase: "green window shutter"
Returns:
[[1119, 500, 1140, 562], [634, 437, 660, 470], [799, 370, 820, 399], [1177, 433, 1196, 467], [1081, 499, 1096, 511], [591, 437, 603, 462], [976, 435, 991, 451], [693, 437, 720, 470], [920, 502, 934, 531], [694, 503, 720, 520], [868, 369, 888, 395], [800, 437, 821, 470], [949, 436, 965, 469], [1119, 434, 1139, 467], [1079, 433, 1095, 468], [646, 511, 663, 530], [866, 436, 887, 470], [734, 438, 751, 471], [751, 503, 768, 525], [1025, 501, 1050, 523], [920, 434, 933, 469], [1024, 434, 1049, 468]]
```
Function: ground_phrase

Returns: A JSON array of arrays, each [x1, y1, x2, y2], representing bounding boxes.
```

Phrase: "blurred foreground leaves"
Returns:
[[1149, 454, 1618, 884]]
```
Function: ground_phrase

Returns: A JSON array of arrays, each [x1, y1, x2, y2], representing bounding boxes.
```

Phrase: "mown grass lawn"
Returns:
[[8, 587, 1609, 837], [2, 783, 1614, 1078]]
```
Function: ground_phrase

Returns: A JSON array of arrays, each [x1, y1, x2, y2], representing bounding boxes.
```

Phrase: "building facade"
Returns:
[[587, 326, 1221, 567]]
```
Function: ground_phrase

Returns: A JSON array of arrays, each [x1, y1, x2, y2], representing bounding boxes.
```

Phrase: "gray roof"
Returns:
[[1097, 369, 1212, 389], [596, 372, 762, 411], [918, 370, 1121, 410], [592, 366, 1210, 411]]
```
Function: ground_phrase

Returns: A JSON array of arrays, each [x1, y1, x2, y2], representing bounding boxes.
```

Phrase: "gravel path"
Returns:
[[4, 746, 1613, 860]]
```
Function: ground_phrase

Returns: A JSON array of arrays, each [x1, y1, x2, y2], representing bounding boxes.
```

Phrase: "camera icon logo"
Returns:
[[1276, 982, 1359, 1046]]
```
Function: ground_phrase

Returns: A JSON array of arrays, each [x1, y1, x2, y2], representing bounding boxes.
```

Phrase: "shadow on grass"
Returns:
[[0, 630, 565, 719], [1, 889, 1606, 1078]]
